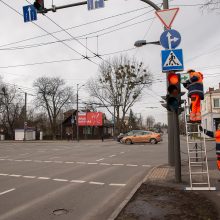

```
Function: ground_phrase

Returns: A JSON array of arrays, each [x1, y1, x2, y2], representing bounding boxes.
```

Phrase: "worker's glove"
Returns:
[[182, 82, 188, 88], [199, 126, 203, 132]]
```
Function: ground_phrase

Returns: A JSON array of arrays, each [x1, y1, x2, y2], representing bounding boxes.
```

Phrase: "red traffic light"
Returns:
[[168, 73, 179, 85]]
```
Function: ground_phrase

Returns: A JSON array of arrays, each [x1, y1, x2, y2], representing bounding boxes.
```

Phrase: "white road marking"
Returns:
[[120, 152, 125, 154], [53, 178, 68, 182], [43, 161, 52, 163], [96, 158, 105, 162], [100, 163, 110, 166], [70, 180, 86, 183], [23, 176, 36, 179], [8, 174, 21, 177], [0, 173, 8, 176], [0, 188, 15, 196], [89, 181, 105, 185], [9, 174, 21, 177], [112, 164, 124, 166], [109, 183, 126, 187], [65, 161, 74, 164], [126, 164, 138, 167], [14, 160, 23, 162], [38, 177, 50, 180], [23, 160, 32, 162], [0, 159, 5, 160], [87, 163, 97, 165], [142, 165, 151, 167], [109, 155, 116, 157]]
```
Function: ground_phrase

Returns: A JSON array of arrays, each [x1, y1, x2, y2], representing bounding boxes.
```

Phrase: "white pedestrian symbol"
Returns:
[[164, 51, 182, 67]]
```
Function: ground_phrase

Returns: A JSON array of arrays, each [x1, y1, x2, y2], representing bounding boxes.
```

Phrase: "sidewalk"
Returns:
[[116, 162, 220, 220]]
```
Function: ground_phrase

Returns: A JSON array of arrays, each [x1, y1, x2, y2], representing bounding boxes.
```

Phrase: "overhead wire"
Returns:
[[0, 0, 98, 66], [0, 5, 151, 49]]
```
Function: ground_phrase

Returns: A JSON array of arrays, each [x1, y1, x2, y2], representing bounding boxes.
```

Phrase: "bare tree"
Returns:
[[0, 85, 24, 139], [201, 0, 220, 11], [145, 115, 155, 129], [33, 77, 73, 140], [87, 55, 152, 133]]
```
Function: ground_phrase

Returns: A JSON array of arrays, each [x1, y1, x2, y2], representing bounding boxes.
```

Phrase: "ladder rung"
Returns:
[[192, 183, 209, 185], [188, 142, 203, 144], [191, 171, 208, 174], [189, 150, 206, 153], [190, 157, 205, 159], [185, 187, 216, 191], [190, 162, 203, 164], [191, 165, 204, 167], [187, 132, 201, 134]]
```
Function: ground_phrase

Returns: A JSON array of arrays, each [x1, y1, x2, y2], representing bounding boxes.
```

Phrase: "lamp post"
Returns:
[[76, 84, 85, 142], [134, 40, 160, 47]]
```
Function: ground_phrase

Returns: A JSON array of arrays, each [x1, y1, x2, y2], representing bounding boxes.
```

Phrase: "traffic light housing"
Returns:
[[33, 0, 44, 12], [161, 72, 184, 113]]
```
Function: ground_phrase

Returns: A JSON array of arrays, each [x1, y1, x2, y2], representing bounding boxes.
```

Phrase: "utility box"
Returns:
[[0, 135, 5, 141], [15, 129, 36, 141]]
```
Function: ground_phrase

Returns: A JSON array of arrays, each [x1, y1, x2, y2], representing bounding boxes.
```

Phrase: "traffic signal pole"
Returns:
[[163, 0, 175, 167]]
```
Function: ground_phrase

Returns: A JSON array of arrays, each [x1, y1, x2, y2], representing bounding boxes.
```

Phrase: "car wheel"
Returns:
[[150, 138, 157, 144], [125, 139, 132, 145]]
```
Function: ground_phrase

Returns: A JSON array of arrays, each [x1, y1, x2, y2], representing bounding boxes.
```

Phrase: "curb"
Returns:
[[107, 164, 162, 220]]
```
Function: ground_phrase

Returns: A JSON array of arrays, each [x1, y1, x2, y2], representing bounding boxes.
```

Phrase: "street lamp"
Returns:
[[134, 40, 160, 47], [76, 84, 85, 142]]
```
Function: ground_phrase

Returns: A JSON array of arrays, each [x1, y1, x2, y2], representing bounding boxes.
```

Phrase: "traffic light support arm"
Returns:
[[38, 0, 108, 13]]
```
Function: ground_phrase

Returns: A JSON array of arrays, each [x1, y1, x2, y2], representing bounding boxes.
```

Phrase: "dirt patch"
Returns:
[[116, 183, 218, 220]]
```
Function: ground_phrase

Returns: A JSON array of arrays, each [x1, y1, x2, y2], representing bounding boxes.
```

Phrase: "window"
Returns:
[[213, 98, 220, 108]]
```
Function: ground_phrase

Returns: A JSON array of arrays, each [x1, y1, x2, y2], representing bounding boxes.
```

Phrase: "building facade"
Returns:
[[202, 85, 220, 131]]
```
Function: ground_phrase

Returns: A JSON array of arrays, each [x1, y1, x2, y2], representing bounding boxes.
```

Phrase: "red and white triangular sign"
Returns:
[[155, 8, 179, 29]]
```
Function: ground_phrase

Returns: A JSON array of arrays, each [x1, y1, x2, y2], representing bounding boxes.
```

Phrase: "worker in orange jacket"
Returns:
[[183, 69, 204, 123], [200, 124, 220, 170]]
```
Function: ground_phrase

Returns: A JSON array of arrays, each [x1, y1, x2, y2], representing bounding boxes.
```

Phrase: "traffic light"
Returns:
[[33, 0, 44, 12], [161, 72, 184, 113]]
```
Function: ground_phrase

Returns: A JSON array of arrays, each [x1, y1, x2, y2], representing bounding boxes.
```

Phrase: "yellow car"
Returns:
[[121, 131, 162, 144]]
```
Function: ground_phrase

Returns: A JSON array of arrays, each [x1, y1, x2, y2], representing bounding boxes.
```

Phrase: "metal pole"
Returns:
[[77, 84, 79, 142], [162, 0, 175, 166], [113, 103, 115, 140], [24, 92, 27, 141], [40, 0, 108, 13], [173, 111, 182, 182]]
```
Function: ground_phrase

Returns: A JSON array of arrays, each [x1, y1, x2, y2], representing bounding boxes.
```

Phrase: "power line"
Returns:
[[0, 17, 155, 51], [0, 0, 98, 66], [0, 5, 152, 49]]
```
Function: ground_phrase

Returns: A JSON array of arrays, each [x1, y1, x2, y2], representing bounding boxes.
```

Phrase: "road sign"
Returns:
[[160, 29, 181, 50], [155, 8, 179, 29], [180, 73, 189, 83], [87, 0, 104, 10], [23, 5, 37, 23], [161, 49, 184, 72]]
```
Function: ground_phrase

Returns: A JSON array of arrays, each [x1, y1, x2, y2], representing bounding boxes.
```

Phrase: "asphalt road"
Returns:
[[0, 137, 167, 220]]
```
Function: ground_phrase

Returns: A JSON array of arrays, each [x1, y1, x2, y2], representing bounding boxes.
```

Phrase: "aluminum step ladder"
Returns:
[[184, 104, 216, 190]]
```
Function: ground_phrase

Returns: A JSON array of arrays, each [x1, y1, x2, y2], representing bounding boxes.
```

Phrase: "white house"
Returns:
[[201, 84, 220, 132]]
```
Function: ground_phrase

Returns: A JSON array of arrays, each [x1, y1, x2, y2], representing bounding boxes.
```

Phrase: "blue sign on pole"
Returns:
[[23, 5, 37, 23], [160, 29, 181, 50], [87, 0, 104, 10], [161, 49, 184, 72]]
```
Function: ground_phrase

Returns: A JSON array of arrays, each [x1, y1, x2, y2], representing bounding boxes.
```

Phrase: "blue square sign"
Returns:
[[23, 5, 37, 23], [87, 0, 104, 10], [161, 49, 184, 72]]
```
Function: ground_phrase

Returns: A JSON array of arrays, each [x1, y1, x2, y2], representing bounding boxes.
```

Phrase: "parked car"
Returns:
[[120, 131, 162, 144], [117, 130, 145, 142]]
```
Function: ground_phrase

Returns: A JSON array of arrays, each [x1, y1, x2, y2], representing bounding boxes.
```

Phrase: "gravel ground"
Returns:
[[116, 183, 217, 220]]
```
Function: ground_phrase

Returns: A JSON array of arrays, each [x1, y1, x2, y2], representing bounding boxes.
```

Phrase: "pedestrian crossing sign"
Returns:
[[161, 49, 184, 72]]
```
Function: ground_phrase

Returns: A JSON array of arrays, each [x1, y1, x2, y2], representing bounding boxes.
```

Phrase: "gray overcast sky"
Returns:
[[0, 0, 220, 124]]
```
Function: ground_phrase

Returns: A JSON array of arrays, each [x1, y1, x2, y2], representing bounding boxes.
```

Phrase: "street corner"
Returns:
[[116, 182, 218, 220]]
